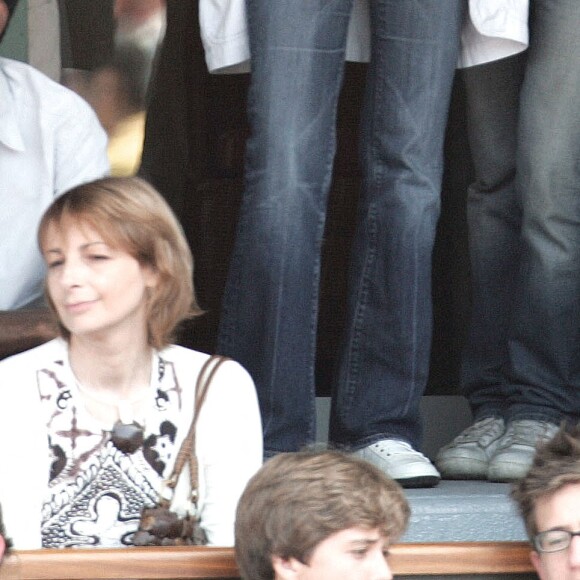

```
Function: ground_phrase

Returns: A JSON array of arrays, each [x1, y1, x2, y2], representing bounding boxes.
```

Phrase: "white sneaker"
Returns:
[[488, 419, 559, 482], [354, 439, 440, 488], [435, 417, 505, 480]]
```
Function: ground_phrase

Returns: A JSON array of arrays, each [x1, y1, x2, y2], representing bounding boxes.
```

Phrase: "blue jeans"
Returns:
[[462, 0, 580, 424], [217, 0, 463, 454]]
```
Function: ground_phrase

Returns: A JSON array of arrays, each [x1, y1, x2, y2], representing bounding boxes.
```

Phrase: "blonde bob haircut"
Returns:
[[235, 450, 410, 580], [38, 176, 202, 349]]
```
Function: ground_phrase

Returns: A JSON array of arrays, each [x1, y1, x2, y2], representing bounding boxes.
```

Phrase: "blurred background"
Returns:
[[1, 0, 166, 176]]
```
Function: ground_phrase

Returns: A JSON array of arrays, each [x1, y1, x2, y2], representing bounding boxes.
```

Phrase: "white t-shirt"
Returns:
[[0, 57, 109, 310], [0, 339, 263, 548]]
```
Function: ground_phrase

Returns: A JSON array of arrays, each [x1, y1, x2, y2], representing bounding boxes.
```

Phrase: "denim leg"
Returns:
[[506, 0, 580, 423], [330, 0, 464, 450], [460, 53, 526, 420], [216, 0, 353, 454]]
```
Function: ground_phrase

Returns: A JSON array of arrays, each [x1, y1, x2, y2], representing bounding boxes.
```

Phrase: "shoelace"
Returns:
[[372, 441, 416, 456], [454, 417, 504, 445], [499, 420, 558, 448]]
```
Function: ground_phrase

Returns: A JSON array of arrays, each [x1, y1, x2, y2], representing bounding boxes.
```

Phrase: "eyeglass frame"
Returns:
[[533, 529, 580, 553]]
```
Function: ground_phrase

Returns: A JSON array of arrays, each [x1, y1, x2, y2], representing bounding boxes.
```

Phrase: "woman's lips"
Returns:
[[63, 299, 98, 314]]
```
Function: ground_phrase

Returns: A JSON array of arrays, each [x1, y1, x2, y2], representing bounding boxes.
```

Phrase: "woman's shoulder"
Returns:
[[161, 345, 245, 369], [0, 338, 66, 374], [160, 345, 255, 389], [0, 340, 66, 416]]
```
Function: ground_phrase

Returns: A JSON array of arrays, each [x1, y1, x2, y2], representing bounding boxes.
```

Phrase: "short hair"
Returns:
[[235, 450, 410, 580], [511, 424, 580, 540], [38, 176, 203, 349]]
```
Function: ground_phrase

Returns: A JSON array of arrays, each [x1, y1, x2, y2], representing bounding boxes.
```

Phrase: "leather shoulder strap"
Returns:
[[166, 355, 230, 503]]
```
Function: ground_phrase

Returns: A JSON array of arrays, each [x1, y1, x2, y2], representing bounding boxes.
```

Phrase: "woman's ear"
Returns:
[[142, 264, 159, 289]]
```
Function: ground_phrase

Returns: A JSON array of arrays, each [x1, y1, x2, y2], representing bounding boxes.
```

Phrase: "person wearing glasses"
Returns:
[[0, 177, 262, 549], [511, 425, 580, 580]]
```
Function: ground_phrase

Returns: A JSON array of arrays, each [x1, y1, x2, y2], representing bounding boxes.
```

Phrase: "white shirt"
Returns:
[[199, 0, 369, 73], [199, 0, 529, 73], [0, 339, 263, 548], [0, 57, 109, 310], [460, 0, 529, 68]]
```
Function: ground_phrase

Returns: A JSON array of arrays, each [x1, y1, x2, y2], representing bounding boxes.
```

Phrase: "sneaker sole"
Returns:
[[436, 458, 488, 480], [353, 447, 441, 488], [488, 461, 530, 483], [395, 474, 441, 489]]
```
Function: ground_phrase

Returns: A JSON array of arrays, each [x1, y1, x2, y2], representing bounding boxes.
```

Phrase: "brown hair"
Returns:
[[511, 424, 580, 540], [235, 450, 410, 580], [38, 176, 203, 349]]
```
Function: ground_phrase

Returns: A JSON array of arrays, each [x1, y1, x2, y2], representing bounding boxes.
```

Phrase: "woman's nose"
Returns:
[[59, 258, 85, 287]]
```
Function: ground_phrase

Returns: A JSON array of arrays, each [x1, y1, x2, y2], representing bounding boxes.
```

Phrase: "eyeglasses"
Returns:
[[533, 529, 580, 553]]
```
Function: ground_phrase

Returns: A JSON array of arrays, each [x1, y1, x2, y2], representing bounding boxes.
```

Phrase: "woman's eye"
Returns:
[[88, 254, 110, 261], [351, 549, 368, 559], [47, 259, 64, 268]]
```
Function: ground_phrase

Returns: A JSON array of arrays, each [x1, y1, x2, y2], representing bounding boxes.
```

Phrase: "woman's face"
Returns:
[[43, 221, 157, 343]]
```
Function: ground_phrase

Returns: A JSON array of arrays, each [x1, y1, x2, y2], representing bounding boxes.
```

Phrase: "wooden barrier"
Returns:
[[1, 542, 534, 579]]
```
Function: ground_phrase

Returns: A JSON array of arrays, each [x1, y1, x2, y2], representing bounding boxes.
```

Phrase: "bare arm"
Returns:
[[0, 307, 58, 360]]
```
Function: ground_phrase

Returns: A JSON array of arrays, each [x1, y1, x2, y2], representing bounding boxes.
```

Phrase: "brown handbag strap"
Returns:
[[165, 355, 229, 505]]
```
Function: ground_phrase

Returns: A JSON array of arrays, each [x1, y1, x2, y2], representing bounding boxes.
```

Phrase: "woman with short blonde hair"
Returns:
[[0, 177, 262, 549]]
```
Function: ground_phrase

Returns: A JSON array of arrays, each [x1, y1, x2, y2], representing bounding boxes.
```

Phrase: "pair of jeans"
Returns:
[[217, 0, 464, 454], [462, 0, 580, 424]]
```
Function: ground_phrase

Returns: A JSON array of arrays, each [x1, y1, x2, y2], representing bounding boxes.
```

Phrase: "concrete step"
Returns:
[[315, 396, 528, 544], [404, 480, 527, 542]]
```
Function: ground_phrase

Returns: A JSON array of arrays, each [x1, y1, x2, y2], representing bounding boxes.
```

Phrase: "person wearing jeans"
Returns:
[[436, 0, 580, 482], [217, 0, 464, 488]]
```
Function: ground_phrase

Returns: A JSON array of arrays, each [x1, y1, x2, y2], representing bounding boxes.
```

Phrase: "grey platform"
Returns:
[[403, 480, 526, 542], [315, 396, 528, 544]]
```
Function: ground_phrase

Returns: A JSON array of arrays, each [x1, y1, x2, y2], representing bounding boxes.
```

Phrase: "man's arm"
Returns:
[[0, 307, 57, 360]]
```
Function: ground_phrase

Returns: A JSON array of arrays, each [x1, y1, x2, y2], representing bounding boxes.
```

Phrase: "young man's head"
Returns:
[[512, 425, 580, 580], [235, 450, 410, 580]]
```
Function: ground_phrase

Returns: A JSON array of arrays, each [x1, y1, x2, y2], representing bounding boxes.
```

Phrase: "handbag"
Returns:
[[133, 355, 228, 546]]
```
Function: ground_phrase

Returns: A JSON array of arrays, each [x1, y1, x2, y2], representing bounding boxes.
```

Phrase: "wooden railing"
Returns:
[[1, 542, 535, 579]]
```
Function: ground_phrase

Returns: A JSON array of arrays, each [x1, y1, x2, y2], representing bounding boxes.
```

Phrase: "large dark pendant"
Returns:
[[110, 420, 145, 454]]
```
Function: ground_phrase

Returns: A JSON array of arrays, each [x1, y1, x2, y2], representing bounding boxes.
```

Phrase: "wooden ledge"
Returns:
[[390, 542, 533, 575], [2, 542, 534, 579]]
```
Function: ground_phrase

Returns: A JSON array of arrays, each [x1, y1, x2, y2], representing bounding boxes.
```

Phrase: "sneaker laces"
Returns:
[[371, 440, 425, 458], [499, 420, 558, 448], [452, 417, 505, 446]]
